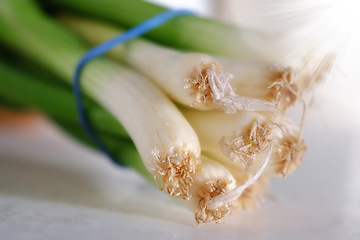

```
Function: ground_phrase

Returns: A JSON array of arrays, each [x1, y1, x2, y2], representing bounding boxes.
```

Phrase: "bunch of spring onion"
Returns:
[[0, 0, 312, 225]]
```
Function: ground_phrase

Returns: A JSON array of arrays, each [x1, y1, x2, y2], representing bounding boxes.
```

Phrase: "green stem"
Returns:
[[42, 0, 279, 61], [0, 60, 128, 138]]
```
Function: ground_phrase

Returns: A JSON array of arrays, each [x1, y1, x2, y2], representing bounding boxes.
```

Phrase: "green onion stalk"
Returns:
[[58, 15, 297, 113], [41, 0, 290, 62]]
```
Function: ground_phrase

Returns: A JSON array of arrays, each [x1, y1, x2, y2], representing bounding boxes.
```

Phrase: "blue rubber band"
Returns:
[[73, 9, 195, 166]]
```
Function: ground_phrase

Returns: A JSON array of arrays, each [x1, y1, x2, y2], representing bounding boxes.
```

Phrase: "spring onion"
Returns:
[[219, 60, 298, 112], [58, 15, 277, 113], [48, 3, 335, 113], [187, 156, 236, 224], [0, 0, 202, 200], [0, 0, 312, 225], [206, 147, 272, 210], [181, 109, 305, 178], [0, 61, 242, 223]]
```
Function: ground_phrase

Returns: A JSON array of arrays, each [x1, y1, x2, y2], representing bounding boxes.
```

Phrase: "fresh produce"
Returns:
[[0, 0, 312, 224]]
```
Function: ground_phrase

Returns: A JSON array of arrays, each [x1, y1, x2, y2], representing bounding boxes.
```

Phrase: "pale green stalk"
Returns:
[[59, 15, 277, 113]]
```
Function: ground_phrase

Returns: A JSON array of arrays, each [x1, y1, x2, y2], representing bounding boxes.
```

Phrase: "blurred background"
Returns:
[[0, 0, 359, 239]]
